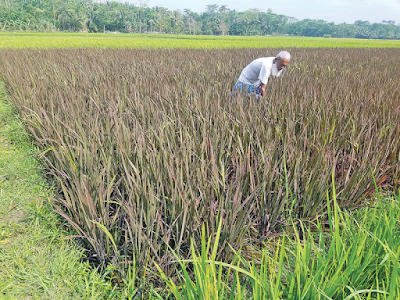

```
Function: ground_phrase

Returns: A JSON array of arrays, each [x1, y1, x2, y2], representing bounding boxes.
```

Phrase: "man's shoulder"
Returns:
[[253, 56, 274, 60], [254, 57, 274, 64]]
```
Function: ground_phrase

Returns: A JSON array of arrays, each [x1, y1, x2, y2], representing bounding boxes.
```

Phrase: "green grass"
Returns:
[[0, 85, 136, 299], [1, 32, 400, 49], [156, 188, 400, 299]]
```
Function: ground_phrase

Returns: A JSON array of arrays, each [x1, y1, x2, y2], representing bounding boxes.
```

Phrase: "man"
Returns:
[[233, 50, 291, 99]]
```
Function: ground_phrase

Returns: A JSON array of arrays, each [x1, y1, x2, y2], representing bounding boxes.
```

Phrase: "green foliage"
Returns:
[[0, 1, 400, 39], [157, 188, 400, 299]]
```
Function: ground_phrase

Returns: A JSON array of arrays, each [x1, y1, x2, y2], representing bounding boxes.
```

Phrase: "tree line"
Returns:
[[1, 0, 399, 39]]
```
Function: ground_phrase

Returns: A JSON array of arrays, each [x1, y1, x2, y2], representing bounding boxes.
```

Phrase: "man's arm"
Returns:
[[258, 61, 271, 96], [258, 83, 267, 96]]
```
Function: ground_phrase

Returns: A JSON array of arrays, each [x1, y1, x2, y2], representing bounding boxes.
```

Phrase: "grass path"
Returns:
[[0, 85, 122, 299]]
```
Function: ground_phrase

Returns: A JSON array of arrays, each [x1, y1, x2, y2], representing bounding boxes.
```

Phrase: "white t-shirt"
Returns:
[[238, 57, 282, 86]]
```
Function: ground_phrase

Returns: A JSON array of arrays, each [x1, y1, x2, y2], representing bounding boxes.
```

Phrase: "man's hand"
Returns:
[[258, 84, 266, 96]]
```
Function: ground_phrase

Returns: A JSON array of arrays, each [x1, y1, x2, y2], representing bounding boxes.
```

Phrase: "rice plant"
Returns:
[[0, 48, 398, 282]]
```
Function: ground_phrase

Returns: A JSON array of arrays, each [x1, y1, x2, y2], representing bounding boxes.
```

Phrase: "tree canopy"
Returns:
[[0, 0, 399, 39]]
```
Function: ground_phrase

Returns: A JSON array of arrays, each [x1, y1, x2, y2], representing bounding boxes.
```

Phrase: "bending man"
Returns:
[[233, 50, 291, 100]]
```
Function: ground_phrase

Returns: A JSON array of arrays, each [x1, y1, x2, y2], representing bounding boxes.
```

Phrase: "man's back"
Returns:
[[238, 57, 277, 86]]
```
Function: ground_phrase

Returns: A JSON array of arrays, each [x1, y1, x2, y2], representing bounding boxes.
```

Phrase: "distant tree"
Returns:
[[183, 9, 199, 35], [154, 6, 169, 33], [205, 4, 218, 14], [354, 20, 371, 38], [169, 10, 183, 34]]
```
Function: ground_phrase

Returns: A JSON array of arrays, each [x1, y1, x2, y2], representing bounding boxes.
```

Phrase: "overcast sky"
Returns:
[[135, 0, 400, 24]]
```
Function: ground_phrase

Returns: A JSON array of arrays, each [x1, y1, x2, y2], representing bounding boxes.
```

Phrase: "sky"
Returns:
[[136, 0, 400, 24]]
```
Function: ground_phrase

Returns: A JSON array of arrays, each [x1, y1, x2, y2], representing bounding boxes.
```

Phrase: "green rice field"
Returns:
[[1, 32, 400, 48]]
